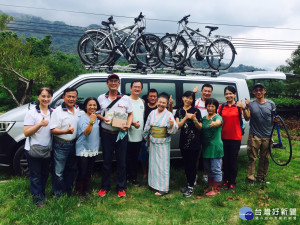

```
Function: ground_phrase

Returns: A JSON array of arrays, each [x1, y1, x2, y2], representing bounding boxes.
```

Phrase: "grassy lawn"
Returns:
[[0, 139, 299, 225]]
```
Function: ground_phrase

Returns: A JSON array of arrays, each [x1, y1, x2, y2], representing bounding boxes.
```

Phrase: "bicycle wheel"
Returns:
[[78, 31, 113, 65], [133, 34, 161, 67], [157, 34, 188, 67], [206, 38, 236, 70], [188, 46, 210, 69], [269, 115, 292, 166]]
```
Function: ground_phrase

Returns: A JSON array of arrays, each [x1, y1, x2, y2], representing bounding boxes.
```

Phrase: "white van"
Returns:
[[0, 71, 285, 175]]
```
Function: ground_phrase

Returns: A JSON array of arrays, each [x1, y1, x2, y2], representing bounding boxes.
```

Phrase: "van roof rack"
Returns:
[[84, 64, 227, 77]]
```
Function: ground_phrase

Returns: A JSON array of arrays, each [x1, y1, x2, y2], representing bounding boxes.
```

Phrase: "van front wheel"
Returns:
[[13, 145, 29, 176]]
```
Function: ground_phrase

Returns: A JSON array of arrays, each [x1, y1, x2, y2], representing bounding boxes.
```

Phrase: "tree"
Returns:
[[276, 45, 300, 96], [0, 35, 49, 106], [0, 13, 13, 30]]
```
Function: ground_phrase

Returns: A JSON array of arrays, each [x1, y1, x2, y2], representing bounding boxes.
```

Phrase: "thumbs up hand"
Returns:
[[236, 98, 245, 109], [66, 124, 74, 134], [169, 95, 174, 105], [40, 117, 49, 127], [210, 119, 217, 128], [190, 112, 197, 121]]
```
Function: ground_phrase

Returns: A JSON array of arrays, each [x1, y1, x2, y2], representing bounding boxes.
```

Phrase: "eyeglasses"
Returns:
[[254, 88, 264, 92]]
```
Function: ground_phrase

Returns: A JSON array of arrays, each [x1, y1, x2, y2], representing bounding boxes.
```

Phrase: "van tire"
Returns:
[[13, 145, 29, 176]]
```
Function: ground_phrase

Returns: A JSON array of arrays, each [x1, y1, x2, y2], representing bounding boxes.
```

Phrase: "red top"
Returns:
[[218, 104, 242, 140]]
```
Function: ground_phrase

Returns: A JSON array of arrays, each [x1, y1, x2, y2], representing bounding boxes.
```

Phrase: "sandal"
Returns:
[[155, 191, 169, 196]]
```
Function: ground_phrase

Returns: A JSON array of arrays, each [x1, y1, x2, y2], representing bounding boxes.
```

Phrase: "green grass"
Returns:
[[0, 140, 299, 225]]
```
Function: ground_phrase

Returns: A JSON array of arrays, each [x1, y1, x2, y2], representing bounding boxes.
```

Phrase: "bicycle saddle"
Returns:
[[101, 20, 116, 27], [205, 26, 219, 31]]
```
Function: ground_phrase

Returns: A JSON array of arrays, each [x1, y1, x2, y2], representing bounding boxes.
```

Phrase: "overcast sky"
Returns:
[[1, 0, 300, 70]]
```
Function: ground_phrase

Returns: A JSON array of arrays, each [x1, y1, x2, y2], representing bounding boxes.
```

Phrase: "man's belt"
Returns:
[[54, 136, 76, 143], [151, 126, 169, 138], [101, 127, 119, 135]]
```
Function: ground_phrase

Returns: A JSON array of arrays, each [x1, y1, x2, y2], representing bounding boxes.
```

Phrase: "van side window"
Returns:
[[183, 82, 237, 104], [150, 82, 176, 106], [51, 81, 107, 109], [76, 82, 108, 109]]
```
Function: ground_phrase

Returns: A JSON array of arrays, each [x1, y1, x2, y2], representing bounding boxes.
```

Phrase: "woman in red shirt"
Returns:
[[218, 86, 247, 190]]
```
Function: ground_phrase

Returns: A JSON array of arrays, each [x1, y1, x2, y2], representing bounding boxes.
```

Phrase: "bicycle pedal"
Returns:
[[272, 143, 286, 149]]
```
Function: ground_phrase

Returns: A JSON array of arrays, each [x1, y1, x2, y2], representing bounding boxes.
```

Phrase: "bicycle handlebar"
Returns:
[[178, 15, 190, 24], [135, 12, 144, 23]]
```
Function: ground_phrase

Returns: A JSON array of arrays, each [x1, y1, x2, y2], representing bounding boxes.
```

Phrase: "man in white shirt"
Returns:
[[97, 74, 133, 198], [126, 80, 144, 187], [50, 87, 81, 196]]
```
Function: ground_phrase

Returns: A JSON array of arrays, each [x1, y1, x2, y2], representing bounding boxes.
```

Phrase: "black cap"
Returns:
[[107, 73, 120, 82], [253, 83, 265, 90]]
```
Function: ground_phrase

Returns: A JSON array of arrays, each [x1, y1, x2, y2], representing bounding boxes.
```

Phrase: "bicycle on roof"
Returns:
[[77, 12, 161, 68], [156, 15, 237, 70]]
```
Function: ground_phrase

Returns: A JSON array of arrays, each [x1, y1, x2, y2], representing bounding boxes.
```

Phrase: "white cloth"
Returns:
[[128, 98, 144, 142], [24, 108, 52, 151], [50, 105, 81, 141], [98, 93, 133, 131], [195, 98, 207, 118]]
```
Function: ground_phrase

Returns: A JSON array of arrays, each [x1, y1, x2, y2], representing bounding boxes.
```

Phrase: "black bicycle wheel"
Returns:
[[269, 115, 292, 166], [78, 31, 113, 66], [206, 38, 236, 70], [157, 34, 188, 67], [188, 46, 210, 69], [133, 34, 161, 67]]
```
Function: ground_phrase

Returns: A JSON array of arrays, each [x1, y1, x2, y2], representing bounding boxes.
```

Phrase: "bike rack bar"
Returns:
[[83, 64, 227, 77]]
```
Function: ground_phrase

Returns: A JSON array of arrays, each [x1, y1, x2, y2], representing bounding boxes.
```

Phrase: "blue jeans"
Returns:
[[204, 158, 222, 182], [101, 132, 127, 191], [25, 151, 50, 201], [52, 138, 77, 195]]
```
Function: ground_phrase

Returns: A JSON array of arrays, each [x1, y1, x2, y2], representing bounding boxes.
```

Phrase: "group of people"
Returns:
[[24, 73, 275, 207]]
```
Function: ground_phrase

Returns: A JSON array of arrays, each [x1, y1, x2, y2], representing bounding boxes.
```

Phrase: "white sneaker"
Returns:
[[203, 175, 208, 183]]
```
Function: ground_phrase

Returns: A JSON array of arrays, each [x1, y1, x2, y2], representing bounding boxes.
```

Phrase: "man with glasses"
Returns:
[[126, 80, 144, 187], [97, 74, 133, 198], [244, 83, 275, 185]]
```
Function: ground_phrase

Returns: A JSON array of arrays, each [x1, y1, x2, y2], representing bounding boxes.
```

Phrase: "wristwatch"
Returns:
[[193, 120, 198, 123], [89, 121, 95, 125]]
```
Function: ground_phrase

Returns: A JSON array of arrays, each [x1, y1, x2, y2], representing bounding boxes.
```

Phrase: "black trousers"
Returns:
[[126, 141, 142, 181], [181, 148, 200, 187], [222, 139, 241, 185], [77, 156, 96, 181]]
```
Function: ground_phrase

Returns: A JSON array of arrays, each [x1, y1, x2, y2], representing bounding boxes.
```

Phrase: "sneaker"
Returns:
[[257, 178, 270, 184], [203, 175, 208, 183], [246, 178, 254, 186], [98, 189, 107, 197], [183, 186, 194, 198], [228, 184, 236, 190], [180, 185, 189, 193], [131, 179, 141, 187], [36, 200, 45, 208], [221, 180, 229, 190], [118, 190, 126, 198]]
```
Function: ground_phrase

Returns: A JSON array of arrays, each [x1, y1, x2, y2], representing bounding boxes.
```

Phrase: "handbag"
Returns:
[[29, 143, 51, 159]]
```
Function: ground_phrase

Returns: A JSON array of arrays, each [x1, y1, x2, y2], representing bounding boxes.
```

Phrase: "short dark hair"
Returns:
[[130, 80, 143, 89], [182, 91, 195, 106], [224, 86, 237, 95], [37, 87, 53, 96], [83, 97, 100, 113], [201, 83, 213, 91], [147, 88, 158, 97], [63, 87, 78, 96], [158, 92, 169, 101], [205, 98, 219, 113]]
